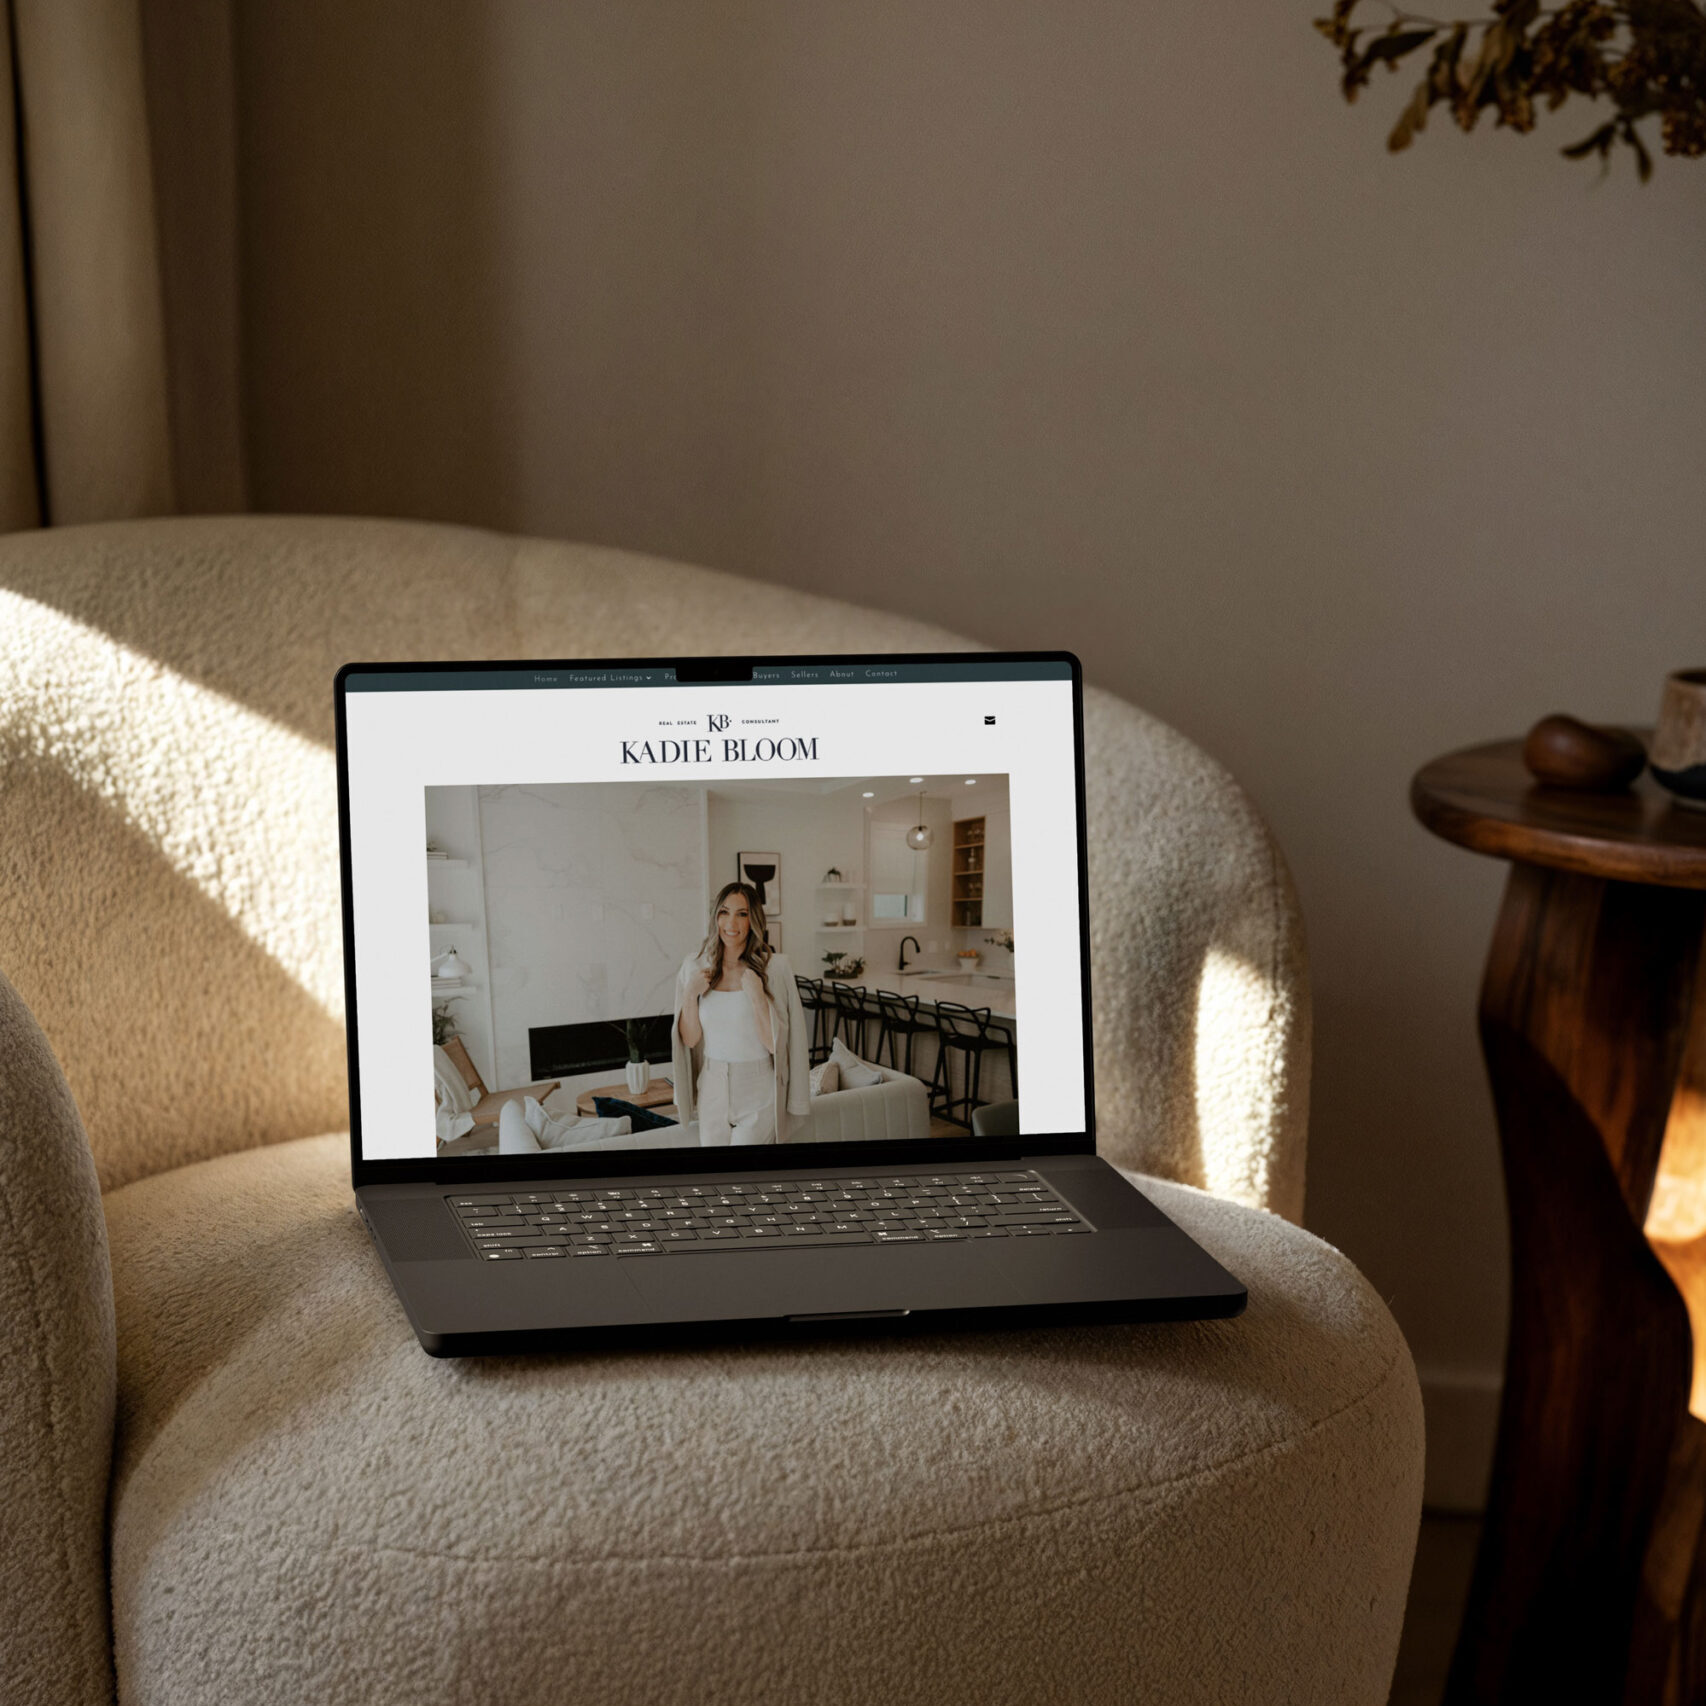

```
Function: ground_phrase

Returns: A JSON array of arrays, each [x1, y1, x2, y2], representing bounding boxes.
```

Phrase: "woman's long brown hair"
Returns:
[[698, 881, 773, 998]]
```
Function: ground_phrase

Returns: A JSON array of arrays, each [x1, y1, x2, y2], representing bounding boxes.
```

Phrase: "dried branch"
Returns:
[[1315, 0, 1706, 175]]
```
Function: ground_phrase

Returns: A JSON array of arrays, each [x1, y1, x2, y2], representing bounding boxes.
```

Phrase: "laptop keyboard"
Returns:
[[449, 1170, 1090, 1260]]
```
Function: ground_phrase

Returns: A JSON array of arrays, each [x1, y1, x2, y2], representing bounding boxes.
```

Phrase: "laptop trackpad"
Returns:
[[618, 1243, 1031, 1321]]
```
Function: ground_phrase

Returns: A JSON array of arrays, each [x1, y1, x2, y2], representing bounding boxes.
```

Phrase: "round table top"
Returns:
[[1412, 737, 1706, 890]]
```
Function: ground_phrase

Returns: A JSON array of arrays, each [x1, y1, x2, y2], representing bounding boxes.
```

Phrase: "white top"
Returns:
[[698, 990, 772, 1062]]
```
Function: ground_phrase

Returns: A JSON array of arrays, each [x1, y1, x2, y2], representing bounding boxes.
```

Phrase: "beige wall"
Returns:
[[229, 0, 1706, 1505]]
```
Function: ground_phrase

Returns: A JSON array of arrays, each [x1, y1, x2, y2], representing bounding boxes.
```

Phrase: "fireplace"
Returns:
[[529, 1015, 674, 1081]]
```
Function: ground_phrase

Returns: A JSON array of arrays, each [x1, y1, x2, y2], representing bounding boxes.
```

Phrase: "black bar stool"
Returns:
[[855, 986, 890, 1064], [987, 1016, 1016, 1099], [794, 975, 835, 1065], [830, 980, 875, 1056], [874, 989, 934, 1078], [835, 984, 888, 1062], [928, 1001, 1009, 1129]]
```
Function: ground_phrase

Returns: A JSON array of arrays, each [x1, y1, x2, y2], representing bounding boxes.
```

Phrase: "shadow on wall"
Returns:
[[234, 4, 520, 533]]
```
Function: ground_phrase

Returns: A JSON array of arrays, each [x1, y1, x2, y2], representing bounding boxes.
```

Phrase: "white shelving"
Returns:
[[425, 798, 496, 1096], [815, 880, 864, 933]]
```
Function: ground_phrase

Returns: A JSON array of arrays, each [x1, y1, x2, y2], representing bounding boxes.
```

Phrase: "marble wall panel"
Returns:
[[480, 783, 705, 1089]]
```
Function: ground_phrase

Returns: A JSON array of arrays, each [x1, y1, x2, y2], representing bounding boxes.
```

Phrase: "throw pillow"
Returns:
[[498, 1099, 541, 1154], [594, 1096, 679, 1132], [435, 1105, 475, 1145], [809, 1059, 841, 1097], [829, 1037, 884, 1089], [520, 1094, 584, 1147], [543, 1113, 631, 1146]]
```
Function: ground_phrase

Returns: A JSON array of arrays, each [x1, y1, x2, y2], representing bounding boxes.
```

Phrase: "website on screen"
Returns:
[[341, 664, 1084, 1162]]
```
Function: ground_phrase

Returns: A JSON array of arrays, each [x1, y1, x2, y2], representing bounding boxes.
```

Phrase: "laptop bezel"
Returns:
[[336, 650, 1096, 1187]]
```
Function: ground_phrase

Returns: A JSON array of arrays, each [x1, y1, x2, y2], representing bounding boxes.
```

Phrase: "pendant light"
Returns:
[[905, 788, 932, 851]]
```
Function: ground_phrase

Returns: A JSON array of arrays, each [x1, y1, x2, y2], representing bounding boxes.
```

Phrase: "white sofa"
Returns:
[[795, 1065, 931, 1143], [494, 1069, 930, 1152], [0, 517, 1421, 1706]]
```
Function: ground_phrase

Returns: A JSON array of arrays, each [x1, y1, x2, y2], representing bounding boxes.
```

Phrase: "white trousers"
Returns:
[[696, 1056, 777, 1146]]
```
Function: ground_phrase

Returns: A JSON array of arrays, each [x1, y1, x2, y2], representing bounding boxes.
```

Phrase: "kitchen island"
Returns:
[[830, 966, 1016, 1017], [821, 963, 1017, 1112]]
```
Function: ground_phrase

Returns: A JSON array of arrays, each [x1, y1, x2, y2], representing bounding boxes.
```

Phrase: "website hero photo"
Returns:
[[425, 774, 1018, 1160]]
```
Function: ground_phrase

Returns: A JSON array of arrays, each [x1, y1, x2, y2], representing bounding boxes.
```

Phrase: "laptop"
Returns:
[[335, 650, 1246, 1354]]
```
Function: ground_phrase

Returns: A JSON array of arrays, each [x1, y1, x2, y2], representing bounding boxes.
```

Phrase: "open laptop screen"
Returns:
[[337, 654, 1090, 1169]]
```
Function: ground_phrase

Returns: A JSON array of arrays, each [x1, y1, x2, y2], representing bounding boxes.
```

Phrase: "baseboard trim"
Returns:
[[1420, 1366, 1502, 1513]]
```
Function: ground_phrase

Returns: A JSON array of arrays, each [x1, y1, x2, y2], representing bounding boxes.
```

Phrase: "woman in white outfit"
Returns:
[[672, 882, 810, 1146]]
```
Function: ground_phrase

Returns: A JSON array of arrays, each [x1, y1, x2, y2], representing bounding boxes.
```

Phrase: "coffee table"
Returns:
[[1412, 738, 1706, 1705], [574, 1079, 677, 1118]]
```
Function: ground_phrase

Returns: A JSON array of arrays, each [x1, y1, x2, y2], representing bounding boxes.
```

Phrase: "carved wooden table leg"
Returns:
[[1446, 864, 1706, 1705]]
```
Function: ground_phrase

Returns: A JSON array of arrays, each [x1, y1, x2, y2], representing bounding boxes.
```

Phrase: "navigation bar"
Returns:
[[342, 658, 1074, 692]]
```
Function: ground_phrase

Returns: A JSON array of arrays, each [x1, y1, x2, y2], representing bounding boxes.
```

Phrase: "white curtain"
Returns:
[[0, 0, 175, 530]]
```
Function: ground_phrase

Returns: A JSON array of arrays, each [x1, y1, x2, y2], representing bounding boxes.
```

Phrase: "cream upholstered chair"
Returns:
[[0, 517, 1422, 1706]]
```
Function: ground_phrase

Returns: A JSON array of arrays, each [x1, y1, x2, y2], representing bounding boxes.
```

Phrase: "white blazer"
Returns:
[[671, 950, 812, 1143]]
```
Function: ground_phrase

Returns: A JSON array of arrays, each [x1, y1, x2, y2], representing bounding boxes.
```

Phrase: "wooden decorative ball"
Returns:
[[1521, 714, 1647, 792]]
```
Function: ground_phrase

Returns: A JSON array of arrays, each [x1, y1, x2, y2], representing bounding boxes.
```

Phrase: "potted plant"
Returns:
[[609, 1018, 652, 1094], [431, 1001, 465, 1046]]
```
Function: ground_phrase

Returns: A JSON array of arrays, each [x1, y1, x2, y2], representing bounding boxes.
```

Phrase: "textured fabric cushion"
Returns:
[[809, 1059, 841, 1097], [104, 1134, 1421, 1706], [0, 515, 1307, 1215], [0, 968, 117, 1706]]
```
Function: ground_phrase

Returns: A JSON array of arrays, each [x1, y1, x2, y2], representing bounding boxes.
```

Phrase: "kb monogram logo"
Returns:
[[708, 713, 730, 732]]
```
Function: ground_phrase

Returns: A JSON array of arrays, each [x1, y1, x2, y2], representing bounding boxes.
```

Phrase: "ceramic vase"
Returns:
[[1653, 668, 1706, 808]]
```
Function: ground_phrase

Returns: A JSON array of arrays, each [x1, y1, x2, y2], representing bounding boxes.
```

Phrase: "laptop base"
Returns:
[[360, 1155, 1246, 1356]]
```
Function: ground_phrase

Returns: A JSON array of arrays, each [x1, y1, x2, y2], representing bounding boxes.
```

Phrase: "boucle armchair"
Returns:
[[0, 517, 1422, 1706]]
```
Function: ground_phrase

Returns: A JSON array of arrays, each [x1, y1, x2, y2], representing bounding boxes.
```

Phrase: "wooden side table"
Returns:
[[1412, 740, 1706, 1705]]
